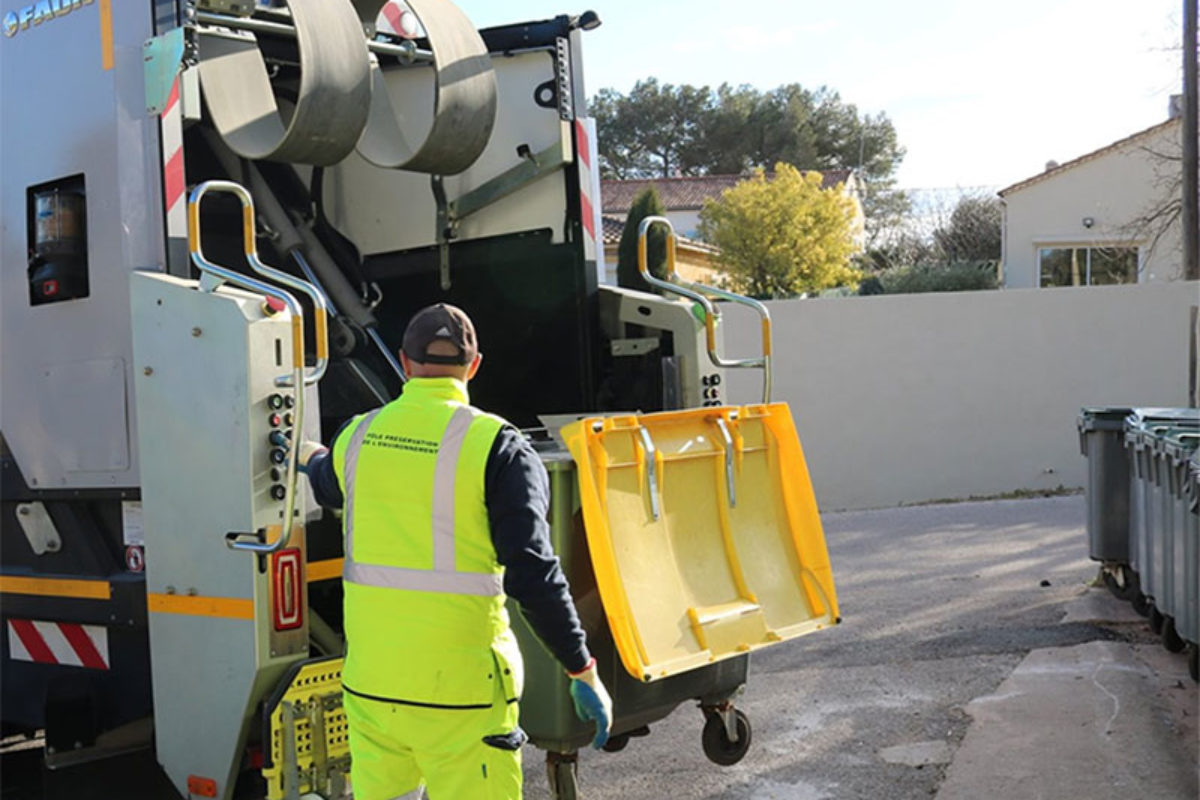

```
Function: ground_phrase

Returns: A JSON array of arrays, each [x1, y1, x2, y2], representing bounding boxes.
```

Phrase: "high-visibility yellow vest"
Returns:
[[332, 377, 523, 707]]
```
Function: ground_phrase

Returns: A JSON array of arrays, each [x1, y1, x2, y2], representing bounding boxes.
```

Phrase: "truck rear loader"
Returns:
[[0, 2, 840, 797]]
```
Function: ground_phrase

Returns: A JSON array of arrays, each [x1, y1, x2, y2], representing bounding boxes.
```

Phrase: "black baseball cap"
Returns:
[[401, 303, 478, 365]]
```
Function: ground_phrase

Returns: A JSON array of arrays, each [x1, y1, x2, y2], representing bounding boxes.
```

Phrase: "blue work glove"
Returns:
[[567, 658, 612, 749]]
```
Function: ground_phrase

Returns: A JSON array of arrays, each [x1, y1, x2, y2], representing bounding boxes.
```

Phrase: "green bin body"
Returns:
[[1077, 407, 1133, 562], [512, 445, 749, 754]]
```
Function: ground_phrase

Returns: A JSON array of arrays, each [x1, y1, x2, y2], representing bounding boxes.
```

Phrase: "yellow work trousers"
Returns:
[[344, 674, 523, 800]]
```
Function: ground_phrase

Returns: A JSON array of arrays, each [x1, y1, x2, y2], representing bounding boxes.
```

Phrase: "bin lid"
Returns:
[[1078, 406, 1136, 433], [1162, 430, 1200, 459], [1126, 408, 1200, 427], [563, 404, 839, 682], [1189, 453, 1200, 510]]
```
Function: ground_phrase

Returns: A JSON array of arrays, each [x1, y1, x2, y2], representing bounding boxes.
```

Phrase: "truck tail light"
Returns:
[[187, 776, 218, 798], [271, 548, 303, 631]]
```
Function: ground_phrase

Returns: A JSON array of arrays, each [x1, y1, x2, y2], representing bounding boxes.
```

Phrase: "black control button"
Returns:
[[267, 394, 284, 410], [283, 394, 295, 409], [269, 448, 288, 464], [270, 468, 281, 482], [270, 484, 286, 501]]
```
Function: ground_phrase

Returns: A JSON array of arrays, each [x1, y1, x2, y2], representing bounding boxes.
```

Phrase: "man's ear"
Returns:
[[466, 352, 483, 381]]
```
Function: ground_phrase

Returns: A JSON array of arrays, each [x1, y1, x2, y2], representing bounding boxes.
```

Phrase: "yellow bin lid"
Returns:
[[562, 403, 839, 682]]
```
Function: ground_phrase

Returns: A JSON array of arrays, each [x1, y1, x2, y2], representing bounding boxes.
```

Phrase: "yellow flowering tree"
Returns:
[[698, 163, 860, 298]]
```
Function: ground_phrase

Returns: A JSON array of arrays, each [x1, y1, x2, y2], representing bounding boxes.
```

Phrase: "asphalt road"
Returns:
[[4, 495, 1194, 799], [520, 494, 1194, 799]]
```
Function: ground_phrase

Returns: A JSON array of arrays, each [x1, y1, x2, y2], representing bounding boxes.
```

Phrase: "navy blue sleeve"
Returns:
[[306, 449, 344, 510], [304, 417, 356, 510], [486, 427, 591, 674]]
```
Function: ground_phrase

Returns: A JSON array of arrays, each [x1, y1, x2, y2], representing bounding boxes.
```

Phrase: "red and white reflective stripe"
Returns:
[[575, 117, 605, 280], [575, 118, 596, 245], [377, 1, 412, 37], [7, 620, 109, 670], [160, 77, 187, 247]]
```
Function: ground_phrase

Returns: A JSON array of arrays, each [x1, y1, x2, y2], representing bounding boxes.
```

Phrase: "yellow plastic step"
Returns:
[[263, 657, 349, 800], [562, 403, 839, 682]]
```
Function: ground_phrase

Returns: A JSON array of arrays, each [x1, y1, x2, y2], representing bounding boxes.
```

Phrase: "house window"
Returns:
[[1038, 246, 1139, 287]]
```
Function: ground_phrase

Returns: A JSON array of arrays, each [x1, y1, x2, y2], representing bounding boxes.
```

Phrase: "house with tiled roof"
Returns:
[[600, 170, 863, 285], [999, 110, 1186, 288], [599, 214, 722, 285]]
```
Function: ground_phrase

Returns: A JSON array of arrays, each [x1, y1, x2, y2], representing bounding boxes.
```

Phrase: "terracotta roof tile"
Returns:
[[601, 215, 624, 245], [601, 170, 855, 214]]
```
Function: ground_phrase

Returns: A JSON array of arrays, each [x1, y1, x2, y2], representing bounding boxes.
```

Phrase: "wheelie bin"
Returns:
[[1185, 452, 1200, 682], [1163, 430, 1200, 658], [1124, 409, 1200, 621], [1077, 407, 1135, 597], [514, 404, 840, 799]]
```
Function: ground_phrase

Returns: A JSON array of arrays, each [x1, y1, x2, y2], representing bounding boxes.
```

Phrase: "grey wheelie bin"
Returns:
[[513, 405, 841, 800], [1163, 431, 1200, 657], [1124, 409, 1200, 619], [1078, 407, 1134, 596], [1186, 452, 1200, 682]]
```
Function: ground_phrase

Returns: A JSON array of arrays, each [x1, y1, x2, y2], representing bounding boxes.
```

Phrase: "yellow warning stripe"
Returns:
[[99, 0, 114, 71], [147, 593, 254, 620], [307, 558, 343, 583], [0, 575, 112, 601]]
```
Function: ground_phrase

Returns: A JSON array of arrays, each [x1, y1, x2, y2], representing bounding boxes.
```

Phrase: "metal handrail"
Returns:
[[637, 216, 773, 403], [189, 180, 330, 385], [188, 180, 310, 555]]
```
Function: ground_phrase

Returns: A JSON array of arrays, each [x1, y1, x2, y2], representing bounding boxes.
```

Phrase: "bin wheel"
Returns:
[[1102, 566, 1135, 600], [546, 752, 579, 800], [1131, 591, 1151, 617], [1188, 645, 1198, 683], [702, 709, 752, 766], [1149, 606, 1165, 635], [1161, 617, 1185, 653], [601, 733, 629, 753]]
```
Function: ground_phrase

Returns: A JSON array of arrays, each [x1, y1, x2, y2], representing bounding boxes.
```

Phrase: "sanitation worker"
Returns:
[[298, 303, 611, 800]]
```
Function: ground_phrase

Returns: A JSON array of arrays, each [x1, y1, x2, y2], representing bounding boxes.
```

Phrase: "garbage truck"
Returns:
[[0, 1, 841, 797]]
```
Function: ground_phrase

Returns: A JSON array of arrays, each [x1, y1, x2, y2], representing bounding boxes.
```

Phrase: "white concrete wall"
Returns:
[[665, 209, 703, 239], [722, 282, 1198, 510], [1002, 119, 1183, 288]]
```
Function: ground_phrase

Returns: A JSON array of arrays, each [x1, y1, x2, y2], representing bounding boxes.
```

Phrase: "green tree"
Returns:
[[616, 188, 669, 293], [860, 263, 999, 295], [591, 79, 908, 237], [933, 195, 1002, 263], [593, 79, 712, 178], [697, 163, 860, 298]]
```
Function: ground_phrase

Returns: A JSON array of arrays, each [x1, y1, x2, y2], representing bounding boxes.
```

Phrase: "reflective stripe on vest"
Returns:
[[342, 406, 504, 597]]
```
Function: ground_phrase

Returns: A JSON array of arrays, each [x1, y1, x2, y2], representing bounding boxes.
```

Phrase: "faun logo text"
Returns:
[[3, 0, 94, 39]]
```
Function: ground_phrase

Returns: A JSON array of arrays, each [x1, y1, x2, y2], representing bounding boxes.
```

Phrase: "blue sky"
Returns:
[[452, 0, 1185, 191]]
